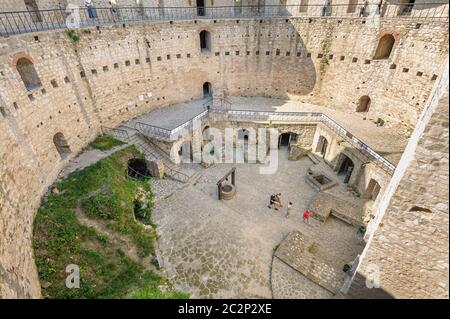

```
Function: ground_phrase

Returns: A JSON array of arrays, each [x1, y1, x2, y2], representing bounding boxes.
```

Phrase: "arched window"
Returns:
[[199, 30, 211, 52], [203, 82, 212, 97], [373, 34, 395, 60], [16, 57, 42, 91], [53, 132, 71, 159], [356, 96, 371, 112], [347, 0, 358, 13], [364, 179, 381, 201]]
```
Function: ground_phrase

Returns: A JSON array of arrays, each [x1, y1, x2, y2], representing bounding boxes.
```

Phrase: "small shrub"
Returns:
[[66, 30, 80, 43], [374, 118, 385, 127]]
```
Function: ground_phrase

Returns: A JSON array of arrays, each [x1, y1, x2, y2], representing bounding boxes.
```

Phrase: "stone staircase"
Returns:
[[106, 125, 204, 184]]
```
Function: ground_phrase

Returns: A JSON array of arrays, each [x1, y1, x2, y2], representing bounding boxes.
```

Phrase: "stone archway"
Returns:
[[53, 132, 71, 159], [203, 82, 212, 98], [278, 132, 297, 149]]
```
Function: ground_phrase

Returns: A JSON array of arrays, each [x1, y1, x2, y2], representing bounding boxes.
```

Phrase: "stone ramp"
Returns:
[[308, 191, 364, 227], [274, 231, 344, 294]]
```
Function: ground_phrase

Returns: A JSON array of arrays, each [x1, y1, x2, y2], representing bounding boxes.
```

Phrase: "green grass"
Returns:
[[88, 135, 125, 151], [33, 146, 187, 299], [127, 273, 190, 299]]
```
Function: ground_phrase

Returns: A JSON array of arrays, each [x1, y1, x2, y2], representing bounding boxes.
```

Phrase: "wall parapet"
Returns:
[[1, 3, 448, 36]]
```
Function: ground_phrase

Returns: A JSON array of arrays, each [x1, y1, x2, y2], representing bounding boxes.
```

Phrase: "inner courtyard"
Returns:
[[0, 0, 448, 300]]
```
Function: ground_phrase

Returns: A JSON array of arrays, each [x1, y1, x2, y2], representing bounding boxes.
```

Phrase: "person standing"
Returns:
[[285, 202, 293, 218], [85, 0, 95, 19], [359, 0, 368, 17], [303, 210, 311, 225], [109, 0, 119, 21], [321, 0, 330, 17], [109, 0, 117, 14]]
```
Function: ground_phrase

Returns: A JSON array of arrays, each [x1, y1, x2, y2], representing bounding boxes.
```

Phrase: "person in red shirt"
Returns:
[[303, 210, 311, 225]]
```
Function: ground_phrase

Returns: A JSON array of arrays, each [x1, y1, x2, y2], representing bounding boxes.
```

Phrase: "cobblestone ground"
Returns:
[[152, 148, 364, 299], [271, 258, 334, 299]]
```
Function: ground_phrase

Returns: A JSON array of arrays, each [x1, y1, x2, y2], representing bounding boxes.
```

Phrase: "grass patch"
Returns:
[[33, 146, 186, 299], [128, 273, 190, 299], [88, 135, 125, 151]]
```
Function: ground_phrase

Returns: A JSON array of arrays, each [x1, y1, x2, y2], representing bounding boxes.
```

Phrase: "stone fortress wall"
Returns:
[[347, 58, 449, 299], [0, 1, 448, 298]]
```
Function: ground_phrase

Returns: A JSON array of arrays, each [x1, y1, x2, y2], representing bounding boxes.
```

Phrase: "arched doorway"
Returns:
[[338, 155, 355, 184], [373, 34, 395, 60], [53, 132, 71, 159], [364, 179, 381, 201], [16, 57, 42, 91], [278, 132, 297, 149], [356, 96, 371, 112], [203, 82, 212, 98], [196, 0, 205, 16], [316, 136, 329, 157]]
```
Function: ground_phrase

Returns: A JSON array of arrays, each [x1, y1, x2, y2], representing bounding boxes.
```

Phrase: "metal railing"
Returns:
[[227, 109, 396, 173], [1, 3, 448, 36], [101, 126, 130, 142], [134, 122, 172, 141], [135, 108, 209, 142], [100, 124, 191, 183], [137, 134, 190, 183], [170, 109, 209, 140]]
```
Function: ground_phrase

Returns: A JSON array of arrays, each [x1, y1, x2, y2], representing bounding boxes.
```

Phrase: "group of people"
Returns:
[[321, 0, 385, 18], [268, 194, 312, 224], [84, 0, 122, 19]]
